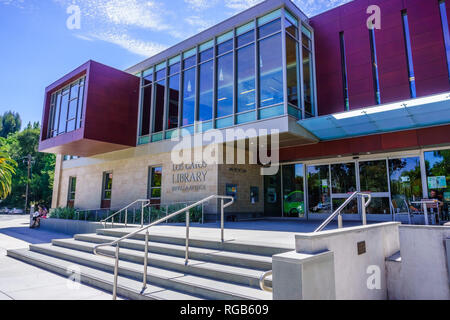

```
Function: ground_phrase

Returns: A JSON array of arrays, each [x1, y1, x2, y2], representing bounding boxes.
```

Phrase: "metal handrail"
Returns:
[[93, 195, 234, 300], [259, 270, 273, 292], [100, 199, 151, 228], [314, 191, 372, 233]]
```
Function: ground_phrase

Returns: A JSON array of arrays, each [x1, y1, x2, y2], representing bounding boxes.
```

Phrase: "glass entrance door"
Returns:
[[282, 164, 305, 218], [358, 160, 391, 218], [330, 162, 358, 215]]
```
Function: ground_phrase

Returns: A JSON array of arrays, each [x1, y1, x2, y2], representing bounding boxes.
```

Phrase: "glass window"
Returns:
[[340, 32, 350, 110], [259, 33, 284, 108], [77, 83, 85, 129], [282, 164, 305, 217], [425, 149, 450, 221], [359, 160, 388, 193], [148, 167, 162, 202], [183, 55, 197, 69], [200, 48, 214, 62], [198, 60, 214, 121], [216, 52, 234, 118], [237, 30, 254, 48], [258, 9, 281, 26], [264, 170, 282, 217], [217, 39, 233, 55], [401, 11, 417, 98], [58, 91, 69, 134], [285, 18, 298, 38], [140, 83, 152, 136], [182, 67, 196, 126], [169, 62, 180, 75], [285, 10, 298, 28], [237, 21, 255, 36], [102, 172, 113, 200], [303, 43, 314, 117], [258, 18, 281, 38], [237, 43, 256, 113], [331, 163, 357, 194], [153, 80, 165, 133], [217, 30, 233, 44], [389, 157, 422, 213], [286, 35, 299, 108], [307, 165, 331, 214], [156, 68, 166, 81], [369, 28, 381, 104], [167, 75, 180, 129], [439, 0, 450, 82], [68, 177, 76, 201]]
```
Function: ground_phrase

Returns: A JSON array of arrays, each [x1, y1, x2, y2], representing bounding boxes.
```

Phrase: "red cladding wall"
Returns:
[[310, 0, 450, 115]]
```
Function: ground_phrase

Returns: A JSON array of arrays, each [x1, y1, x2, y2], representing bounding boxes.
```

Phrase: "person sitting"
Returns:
[[30, 205, 47, 229]]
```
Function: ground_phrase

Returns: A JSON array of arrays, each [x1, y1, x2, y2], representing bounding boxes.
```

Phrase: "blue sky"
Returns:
[[0, 0, 351, 128]]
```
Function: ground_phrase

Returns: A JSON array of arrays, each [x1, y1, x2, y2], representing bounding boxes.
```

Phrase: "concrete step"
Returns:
[[74, 233, 272, 270], [97, 228, 291, 256], [6, 248, 203, 300], [27, 243, 272, 300], [51, 238, 272, 288]]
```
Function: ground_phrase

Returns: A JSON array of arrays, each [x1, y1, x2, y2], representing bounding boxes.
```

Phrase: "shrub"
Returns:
[[49, 207, 77, 220]]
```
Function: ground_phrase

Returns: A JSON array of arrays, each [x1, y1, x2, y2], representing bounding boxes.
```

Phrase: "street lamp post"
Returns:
[[23, 154, 35, 214]]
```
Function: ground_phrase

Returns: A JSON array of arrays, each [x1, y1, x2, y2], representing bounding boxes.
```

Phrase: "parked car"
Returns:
[[284, 191, 305, 217]]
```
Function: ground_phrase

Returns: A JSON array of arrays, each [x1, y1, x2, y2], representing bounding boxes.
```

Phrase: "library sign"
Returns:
[[172, 162, 208, 192]]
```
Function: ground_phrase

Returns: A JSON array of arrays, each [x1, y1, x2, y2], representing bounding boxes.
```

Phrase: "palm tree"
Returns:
[[0, 151, 17, 199]]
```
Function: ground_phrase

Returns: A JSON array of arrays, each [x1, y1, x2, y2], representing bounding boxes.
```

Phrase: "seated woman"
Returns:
[[30, 205, 48, 229]]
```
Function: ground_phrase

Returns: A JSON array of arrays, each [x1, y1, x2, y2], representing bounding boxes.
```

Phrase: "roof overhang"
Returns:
[[298, 92, 450, 141]]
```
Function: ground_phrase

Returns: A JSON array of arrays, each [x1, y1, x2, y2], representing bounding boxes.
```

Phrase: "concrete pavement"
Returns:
[[0, 215, 118, 300]]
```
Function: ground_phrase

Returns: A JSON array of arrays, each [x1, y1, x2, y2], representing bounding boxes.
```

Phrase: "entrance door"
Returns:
[[282, 164, 306, 218], [264, 170, 282, 217], [358, 160, 391, 220], [330, 162, 359, 216]]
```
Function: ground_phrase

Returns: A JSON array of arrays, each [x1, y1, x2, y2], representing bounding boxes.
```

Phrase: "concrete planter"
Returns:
[[40, 218, 108, 235]]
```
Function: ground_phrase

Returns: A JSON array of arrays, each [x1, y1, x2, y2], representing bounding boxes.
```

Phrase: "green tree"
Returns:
[[0, 123, 55, 208], [0, 150, 17, 199], [0, 111, 22, 138]]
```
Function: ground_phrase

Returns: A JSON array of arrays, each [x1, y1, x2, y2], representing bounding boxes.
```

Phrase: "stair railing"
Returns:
[[93, 195, 234, 300], [100, 199, 151, 228], [314, 191, 372, 232]]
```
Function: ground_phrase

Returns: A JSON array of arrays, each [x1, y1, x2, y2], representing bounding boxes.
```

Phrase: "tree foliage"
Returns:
[[0, 150, 17, 199], [0, 111, 22, 138], [0, 122, 55, 208]]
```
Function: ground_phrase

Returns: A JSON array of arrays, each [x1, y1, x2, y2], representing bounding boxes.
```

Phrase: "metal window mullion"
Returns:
[[162, 64, 169, 133], [281, 11, 288, 116], [137, 72, 144, 140], [254, 18, 260, 121], [212, 38, 217, 128], [150, 73, 156, 134], [310, 24, 318, 116], [178, 55, 183, 130], [233, 28, 237, 125], [195, 46, 200, 128]]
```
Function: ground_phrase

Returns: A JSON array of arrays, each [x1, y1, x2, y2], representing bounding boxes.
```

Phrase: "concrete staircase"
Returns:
[[7, 228, 291, 300]]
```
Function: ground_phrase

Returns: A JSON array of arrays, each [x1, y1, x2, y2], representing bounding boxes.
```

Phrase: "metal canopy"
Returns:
[[298, 92, 450, 140]]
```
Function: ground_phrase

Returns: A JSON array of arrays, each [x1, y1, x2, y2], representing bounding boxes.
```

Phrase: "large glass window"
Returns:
[[67, 176, 76, 208], [425, 149, 450, 221], [216, 52, 234, 118], [198, 60, 214, 121], [369, 28, 381, 104], [259, 33, 284, 108], [307, 165, 331, 214], [167, 74, 180, 129], [237, 43, 256, 113], [302, 26, 315, 117], [331, 163, 357, 194], [153, 79, 166, 133], [282, 164, 305, 217], [389, 157, 422, 213], [286, 34, 300, 109], [359, 160, 390, 214], [340, 32, 350, 110], [182, 67, 196, 126], [140, 70, 153, 136], [48, 76, 86, 138]]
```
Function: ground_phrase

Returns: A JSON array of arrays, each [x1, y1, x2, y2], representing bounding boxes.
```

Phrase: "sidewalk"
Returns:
[[0, 215, 117, 300]]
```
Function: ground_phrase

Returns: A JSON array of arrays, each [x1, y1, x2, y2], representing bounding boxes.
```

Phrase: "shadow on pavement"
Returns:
[[0, 226, 73, 245]]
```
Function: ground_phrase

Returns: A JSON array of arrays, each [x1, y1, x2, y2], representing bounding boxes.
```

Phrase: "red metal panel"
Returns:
[[280, 125, 450, 162], [39, 60, 140, 157]]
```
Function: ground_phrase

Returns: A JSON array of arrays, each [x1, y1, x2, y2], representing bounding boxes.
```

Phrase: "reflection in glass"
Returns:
[[140, 84, 152, 136], [217, 53, 233, 118], [237, 44, 256, 113], [58, 92, 69, 134], [153, 80, 165, 133], [148, 167, 162, 202], [167, 75, 180, 129], [425, 150, 450, 220], [366, 197, 390, 214], [259, 34, 284, 108], [237, 30, 254, 47], [199, 61, 214, 121], [183, 55, 196, 69], [332, 198, 358, 214], [389, 157, 422, 213], [331, 163, 356, 194], [217, 39, 233, 55], [303, 43, 314, 117], [182, 68, 196, 126], [359, 160, 388, 193], [285, 18, 298, 38], [286, 35, 299, 107], [282, 164, 304, 217], [264, 170, 282, 217], [258, 18, 281, 38], [307, 165, 331, 214]]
